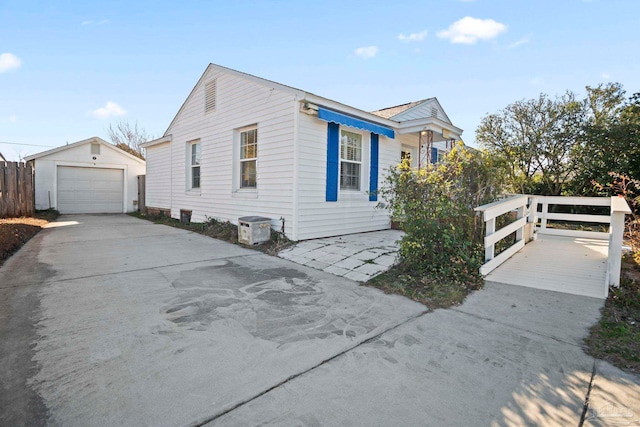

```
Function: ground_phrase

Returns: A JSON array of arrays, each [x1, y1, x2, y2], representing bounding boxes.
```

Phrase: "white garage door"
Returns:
[[57, 166, 124, 214]]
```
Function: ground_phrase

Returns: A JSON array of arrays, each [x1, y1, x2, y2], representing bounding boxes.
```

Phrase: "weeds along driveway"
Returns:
[[1, 214, 639, 426], [0, 214, 425, 426]]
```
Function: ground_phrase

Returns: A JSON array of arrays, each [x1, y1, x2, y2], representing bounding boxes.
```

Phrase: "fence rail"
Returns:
[[538, 196, 611, 240], [474, 195, 528, 276], [0, 161, 35, 218], [475, 194, 632, 289]]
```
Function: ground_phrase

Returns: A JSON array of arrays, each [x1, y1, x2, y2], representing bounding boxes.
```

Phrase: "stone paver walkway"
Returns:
[[278, 230, 403, 281]]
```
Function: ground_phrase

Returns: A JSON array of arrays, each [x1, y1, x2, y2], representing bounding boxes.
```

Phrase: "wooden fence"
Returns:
[[137, 175, 146, 213], [0, 161, 35, 218]]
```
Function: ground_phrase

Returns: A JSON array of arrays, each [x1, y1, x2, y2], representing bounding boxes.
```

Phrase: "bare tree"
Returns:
[[107, 121, 152, 160]]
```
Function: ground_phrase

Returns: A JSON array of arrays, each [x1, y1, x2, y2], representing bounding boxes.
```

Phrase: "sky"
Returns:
[[1, 0, 639, 161]]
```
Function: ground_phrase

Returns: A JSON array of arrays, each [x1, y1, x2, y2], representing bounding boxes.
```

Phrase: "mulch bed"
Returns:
[[0, 211, 59, 267]]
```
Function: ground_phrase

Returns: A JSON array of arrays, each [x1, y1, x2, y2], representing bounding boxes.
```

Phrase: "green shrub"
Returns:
[[378, 143, 504, 283]]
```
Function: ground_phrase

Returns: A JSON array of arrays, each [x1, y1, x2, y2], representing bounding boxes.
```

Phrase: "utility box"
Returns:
[[180, 209, 192, 224], [238, 216, 271, 245]]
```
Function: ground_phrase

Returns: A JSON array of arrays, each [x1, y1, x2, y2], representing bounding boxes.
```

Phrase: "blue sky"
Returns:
[[1, 0, 639, 161]]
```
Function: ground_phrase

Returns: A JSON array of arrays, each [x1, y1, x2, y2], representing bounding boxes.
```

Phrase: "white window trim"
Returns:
[[339, 128, 367, 194], [331, 127, 370, 203], [233, 125, 258, 195], [187, 139, 201, 194]]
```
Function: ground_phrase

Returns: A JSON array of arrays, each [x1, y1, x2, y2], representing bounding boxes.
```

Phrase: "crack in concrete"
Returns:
[[578, 360, 597, 427], [0, 253, 264, 290], [451, 307, 585, 348], [185, 308, 430, 427]]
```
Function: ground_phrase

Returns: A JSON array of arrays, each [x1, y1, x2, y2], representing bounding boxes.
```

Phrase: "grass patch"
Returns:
[[0, 209, 60, 267], [365, 264, 483, 310], [585, 251, 640, 375], [129, 211, 294, 256]]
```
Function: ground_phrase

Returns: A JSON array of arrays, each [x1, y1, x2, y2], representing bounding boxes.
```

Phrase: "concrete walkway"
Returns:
[[278, 230, 403, 281], [1, 215, 638, 426]]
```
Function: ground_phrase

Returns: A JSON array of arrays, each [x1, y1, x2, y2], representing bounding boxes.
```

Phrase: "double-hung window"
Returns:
[[239, 127, 257, 189], [189, 141, 201, 189], [339, 130, 362, 191]]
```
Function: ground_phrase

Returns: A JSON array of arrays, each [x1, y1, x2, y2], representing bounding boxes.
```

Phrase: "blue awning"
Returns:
[[317, 107, 395, 139]]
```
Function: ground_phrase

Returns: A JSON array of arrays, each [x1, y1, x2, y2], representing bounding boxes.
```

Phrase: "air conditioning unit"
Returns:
[[238, 216, 271, 245]]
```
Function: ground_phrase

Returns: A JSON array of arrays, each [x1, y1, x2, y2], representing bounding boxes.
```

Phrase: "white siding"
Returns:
[[392, 99, 450, 123], [294, 113, 404, 241], [158, 68, 297, 235], [32, 141, 145, 213], [145, 142, 172, 209]]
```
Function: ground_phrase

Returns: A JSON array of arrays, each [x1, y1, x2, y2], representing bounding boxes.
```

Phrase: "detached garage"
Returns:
[[25, 137, 146, 214]]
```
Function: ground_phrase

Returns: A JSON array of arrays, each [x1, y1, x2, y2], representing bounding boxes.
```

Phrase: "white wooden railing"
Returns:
[[537, 196, 611, 240], [475, 195, 632, 287], [474, 195, 528, 276]]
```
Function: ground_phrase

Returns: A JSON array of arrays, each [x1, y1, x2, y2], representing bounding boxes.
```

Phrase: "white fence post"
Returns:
[[516, 204, 525, 242], [540, 200, 549, 233], [527, 196, 538, 242], [485, 217, 495, 263], [608, 196, 632, 288]]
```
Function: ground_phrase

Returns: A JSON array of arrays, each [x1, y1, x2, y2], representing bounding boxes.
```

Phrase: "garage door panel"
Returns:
[[57, 167, 124, 214]]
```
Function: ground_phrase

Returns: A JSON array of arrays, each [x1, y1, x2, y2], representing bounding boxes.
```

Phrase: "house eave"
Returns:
[[141, 135, 172, 149], [301, 94, 399, 130], [397, 117, 463, 138]]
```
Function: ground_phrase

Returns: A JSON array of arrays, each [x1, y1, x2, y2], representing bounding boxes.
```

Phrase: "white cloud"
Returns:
[[89, 101, 126, 119], [0, 53, 22, 73], [82, 19, 109, 26], [507, 34, 532, 49], [601, 72, 611, 80], [8, 114, 17, 122], [437, 17, 507, 44], [398, 30, 428, 42], [354, 46, 379, 59]]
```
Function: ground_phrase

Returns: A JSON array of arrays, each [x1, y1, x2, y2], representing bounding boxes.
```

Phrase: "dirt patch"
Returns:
[[129, 212, 294, 256], [0, 211, 59, 268], [366, 264, 483, 310]]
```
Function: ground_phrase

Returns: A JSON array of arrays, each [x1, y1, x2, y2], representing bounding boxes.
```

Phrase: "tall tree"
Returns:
[[107, 121, 152, 160], [476, 92, 585, 195], [570, 84, 640, 197]]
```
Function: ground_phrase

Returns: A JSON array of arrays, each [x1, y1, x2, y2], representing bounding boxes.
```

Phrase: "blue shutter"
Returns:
[[326, 122, 339, 202], [431, 147, 438, 164], [369, 133, 379, 201]]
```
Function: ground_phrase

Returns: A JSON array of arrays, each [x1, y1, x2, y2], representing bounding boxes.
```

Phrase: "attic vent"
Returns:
[[431, 106, 438, 118], [91, 143, 100, 155], [205, 80, 217, 112]]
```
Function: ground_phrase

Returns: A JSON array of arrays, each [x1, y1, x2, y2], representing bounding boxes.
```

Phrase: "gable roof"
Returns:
[[162, 62, 462, 140], [24, 136, 146, 164], [371, 97, 453, 124], [0, 152, 5, 162], [164, 63, 307, 136], [370, 99, 433, 119], [164, 63, 407, 138]]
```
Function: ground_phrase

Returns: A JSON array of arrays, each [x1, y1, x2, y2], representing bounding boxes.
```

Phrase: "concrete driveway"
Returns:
[[1, 215, 639, 426]]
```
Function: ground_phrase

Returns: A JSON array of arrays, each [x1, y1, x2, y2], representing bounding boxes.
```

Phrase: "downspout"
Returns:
[[292, 95, 300, 241]]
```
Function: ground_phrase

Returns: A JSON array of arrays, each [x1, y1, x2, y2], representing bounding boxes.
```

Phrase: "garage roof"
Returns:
[[25, 136, 146, 164]]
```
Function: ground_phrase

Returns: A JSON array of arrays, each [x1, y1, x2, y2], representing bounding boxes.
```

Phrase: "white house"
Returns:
[[25, 137, 146, 214], [142, 63, 463, 241]]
